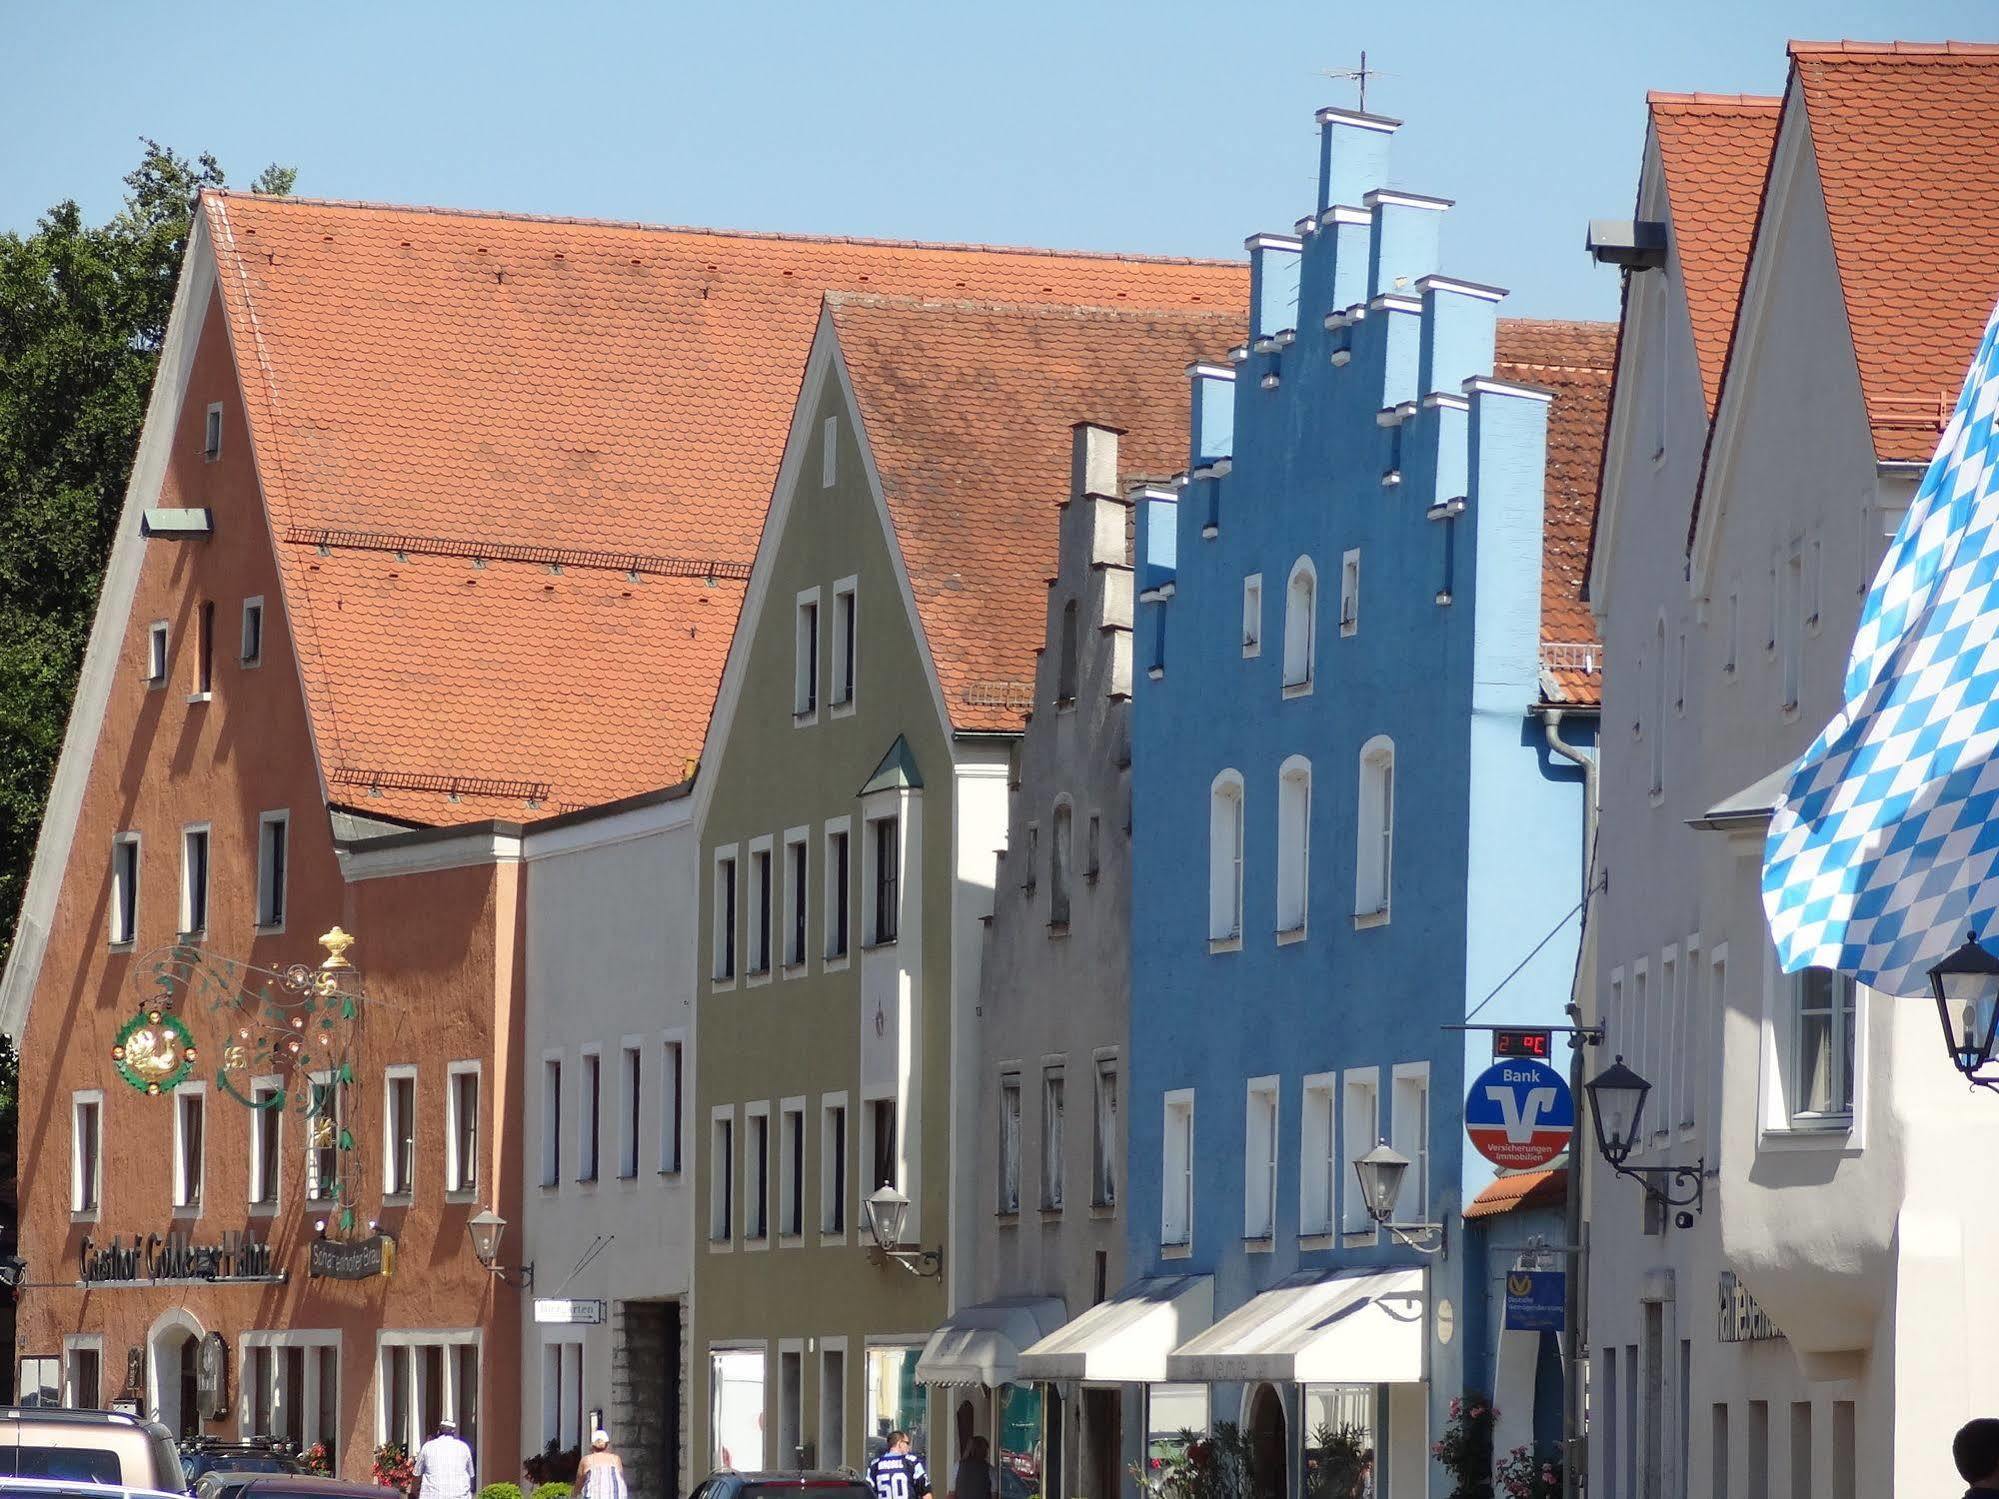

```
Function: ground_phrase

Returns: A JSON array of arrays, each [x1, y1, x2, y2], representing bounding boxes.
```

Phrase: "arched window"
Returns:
[[1356, 736, 1395, 920], [1276, 756, 1311, 937], [1050, 800, 1074, 928], [1283, 558, 1316, 692], [1057, 599, 1080, 705], [1209, 772, 1246, 943]]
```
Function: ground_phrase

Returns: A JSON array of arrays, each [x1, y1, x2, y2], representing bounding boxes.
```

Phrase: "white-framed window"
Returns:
[[617, 1040, 642, 1180], [778, 1097, 806, 1239], [17, 1356, 58, 1408], [1340, 1069, 1379, 1234], [446, 1061, 481, 1196], [865, 813, 900, 945], [204, 402, 223, 459], [824, 818, 852, 962], [864, 1096, 898, 1194], [145, 621, 168, 684], [831, 578, 858, 709], [818, 1340, 848, 1470], [256, 811, 289, 929], [777, 1341, 805, 1471], [1789, 968, 1857, 1125], [822, 414, 839, 488], [109, 833, 139, 946], [540, 1336, 584, 1452], [794, 587, 821, 720], [173, 1083, 206, 1211], [1390, 1062, 1430, 1223], [748, 839, 774, 977], [384, 1066, 416, 1199], [306, 1070, 343, 1203], [539, 1054, 563, 1189], [1276, 756, 1311, 938], [1679, 938, 1701, 1131], [1050, 800, 1074, 928], [1041, 1064, 1066, 1210], [1631, 960, 1651, 1146], [241, 597, 264, 667], [239, 1331, 339, 1456], [1283, 557, 1317, 692], [1339, 549, 1360, 637], [1244, 1077, 1279, 1240], [71, 1091, 102, 1216], [1707, 947, 1728, 1161], [1209, 770, 1245, 944], [709, 1107, 735, 1242], [1242, 574, 1263, 656], [745, 1102, 771, 1243], [997, 1071, 1022, 1214], [1300, 1072, 1337, 1237], [660, 1034, 685, 1175], [194, 599, 215, 697], [62, 1335, 103, 1412], [713, 846, 739, 982], [1057, 598, 1080, 706], [180, 824, 211, 936], [820, 1093, 848, 1236], [377, 1331, 478, 1453], [1162, 1089, 1195, 1248], [784, 829, 810, 970], [578, 1047, 602, 1183], [1355, 737, 1394, 920], [1092, 1054, 1118, 1209], [249, 1076, 283, 1211]]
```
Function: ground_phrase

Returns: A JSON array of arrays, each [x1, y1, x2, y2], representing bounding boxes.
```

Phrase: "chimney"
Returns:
[[1365, 188, 1451, 299]]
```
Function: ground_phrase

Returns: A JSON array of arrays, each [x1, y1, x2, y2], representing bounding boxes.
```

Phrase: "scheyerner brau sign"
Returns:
[[80, 1231, 280, 1285]]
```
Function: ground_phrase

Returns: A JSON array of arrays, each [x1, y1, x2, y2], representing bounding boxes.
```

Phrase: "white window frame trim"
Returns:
[[1282, 555, 1318, 697], [1208, 769, 1246, 952], [382, 1064, 417, 1203], [782, 826, 811, 975], [576, 1043, 603, 1185], [743, 1099, 772, 1249], [179, 822, 212, 937], [822, 816, 853, 972], [616, 1035, 644, 1182], [746, 834, 776, 985], [61, 1333, 105, 1412], [1339, 548, 1360, 637], [1241, 573, 1263, 657], [172, 1080, 207, 1215], [1340, 1067, 1381, 1243], [1276, 754, 1312, 943], [145, 620, 169, 686], [830, 575, 859, 717], [709, 1104, 737, 1249], [1161, 1087, 1196, 1257], [1243, 1075, 1280, 1245], [819, 1090, 850, 1245], [255, 809, 289, 933], [236, 1328, 340, 1445], [373, 1329, 479, 1449], [445, 1059, 482, 1201], [792, 585, 822, 726], [1299, 1070, 1338, 1244], [71, 1089, 104, 1220], [248, 1073, 284, 1216], [109, 831, 140, 949], [1354, 736, 1394, 928], [711, 843, 740, 989], [659, 1029, 687, 1177], [777, 1094, 808, 1245], [305, 1067, 341, 1205], [1389, 1060, 1431, 1225]]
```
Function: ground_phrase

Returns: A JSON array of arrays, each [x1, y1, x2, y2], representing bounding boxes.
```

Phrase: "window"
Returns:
[[240, 1333, 339, 1458], [250, 1077, 282, 1209], [385, 1068, 415, 1198], [1724, 590, 1740, 677], [710, 1110, 735, 1241], [795, 589, 821, 718], [867, 1097, 898, 1192], [1781, 551, 1804, 711], [1675, 630, 1688, 713], [257, 812, 289, 928], [64, 1341, 102, 1411], [195, 600, 214, 696], [746, 1105, 770, 1243], [1809, 537, 1823, 628], [1651, 617, 1668, 793], [825, 821, 851, 960], [306, 1071, 343, 1202], [785, 832, 809, 969], [820, 1096, 848, 1234], [146, 621, 168, 683], [539, 1339, 584, 1453], [578, 1050, 601, 1182], [447, 1063, 480, 1194], [713, 850, 738, 981], [1057, 599, 1080, 705], [1390, 1063, 1430, 1222], [832, 580, 857, 707], [204, 402, 223, 459], [382, 1334, 478, 1454], [180, 825, 210, 935], [998, 1073, 1022, 1214], [1355, 738, 1394, 920], [822, 415, 839, 487], [819, 1344, 847, 1470], [778, 1345, 804, 1471], [618, 1043, 641, 1179], [540, 1057, 563, 1188], [1790, 968, 1857, 1123], [1283, 557, 1316, 692], [1276, 756, 1311, 937], [1041, 1067, 1066, 1210], [241, 597, 264, 666], [17, 1356, 57, 1409], [1022, 824, 1039, 894], [1244, 1078, 1278, 1240], [1300, 1074, 1337, 1236], [1241, 575, 1263, 656], [71, 1092, 102, 1215], [1162, 1091, 1194, 1247], [779, 1100, 805, 1238], [869, 815, 900, 945], [660, 1038, 684, 1174], [1339, 549, 1359, 637], [1092, 1057, 1117, 1208], [750, 843, 773, 975], [174, 1086, 205, 1210], [1209, 772, 1245, 943], [1050, 802, 1074, 928], [1086, 813, 1102, 880], [1341, 1070, 1379, 1233], [109, 834, 138, 946]]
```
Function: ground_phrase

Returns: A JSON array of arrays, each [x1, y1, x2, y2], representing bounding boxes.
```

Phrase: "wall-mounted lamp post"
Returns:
[[466, 1208, 534, 1291], [1927, 931, 1999, 1089], [1353, 1142, 1447, 1256], [1584, 1056, 1703, 1213], [863, 1186, 941, 1279]]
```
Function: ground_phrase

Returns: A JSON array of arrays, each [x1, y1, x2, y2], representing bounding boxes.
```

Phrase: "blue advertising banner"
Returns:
[[1504, 1269, 1566, 1332]]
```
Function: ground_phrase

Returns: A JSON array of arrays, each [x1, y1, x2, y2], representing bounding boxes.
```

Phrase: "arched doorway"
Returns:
[[1248, 1384, 1287, 1499], [146, 1309, 205, 1440]]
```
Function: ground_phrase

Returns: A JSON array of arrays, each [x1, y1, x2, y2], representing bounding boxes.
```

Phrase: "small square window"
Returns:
[[241, 599, 265, 666], [204, 404, 223, 460]]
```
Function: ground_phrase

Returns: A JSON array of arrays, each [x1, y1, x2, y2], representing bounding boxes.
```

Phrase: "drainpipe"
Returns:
[[1541, 707, 1595, 1499]]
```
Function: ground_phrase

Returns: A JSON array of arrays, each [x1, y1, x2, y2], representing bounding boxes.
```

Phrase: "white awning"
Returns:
[[1016, 1275, 1214, 1384], [916, 1297, 1068, 1387], [1165, 1268, 1425, 1384]]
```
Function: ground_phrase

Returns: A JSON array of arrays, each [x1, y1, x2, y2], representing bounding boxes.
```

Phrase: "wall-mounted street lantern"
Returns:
[[1583, 1056, 1703, 1213], [1353, 1142, 1447, 1256], [466, 1208, 534, 1290], [1927, 931, 1999, 1089], [863, 1186, 941, 1280]]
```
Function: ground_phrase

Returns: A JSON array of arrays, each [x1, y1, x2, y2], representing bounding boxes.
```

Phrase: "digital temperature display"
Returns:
[[1492, 1028, 1553, 1060]]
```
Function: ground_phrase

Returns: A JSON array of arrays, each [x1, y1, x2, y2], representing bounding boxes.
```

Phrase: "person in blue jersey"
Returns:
[[867, 1431, 932, 1499]]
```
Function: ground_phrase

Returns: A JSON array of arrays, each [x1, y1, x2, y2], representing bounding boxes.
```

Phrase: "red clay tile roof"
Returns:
[[1649, 92, 1782, 416], [828, 295, 1239, 731], [1463, 1165, 1568, 1220], [1496, 319, 1618, 707], [202, 193, 1244, 819]]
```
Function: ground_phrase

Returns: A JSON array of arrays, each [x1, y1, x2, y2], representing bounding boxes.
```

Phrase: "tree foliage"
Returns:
[[0, 140, 294, 976]]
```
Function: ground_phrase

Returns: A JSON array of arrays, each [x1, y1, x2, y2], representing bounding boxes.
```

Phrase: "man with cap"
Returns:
[[414, 1417, 476, 1499]]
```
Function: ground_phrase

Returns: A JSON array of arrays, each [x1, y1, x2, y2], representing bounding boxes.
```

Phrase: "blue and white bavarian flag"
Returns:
[[1764, 299, 1999, 995]]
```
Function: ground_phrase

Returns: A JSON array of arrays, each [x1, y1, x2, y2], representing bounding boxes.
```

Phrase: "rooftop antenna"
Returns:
[[1320, 50, 1389, 114]]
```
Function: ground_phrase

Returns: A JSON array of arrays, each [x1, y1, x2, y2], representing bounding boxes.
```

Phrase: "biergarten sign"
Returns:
[[309, 1233, 396, 1281], [79, 1231, 280, 1285], [1717, 1270, 1783, 1343]]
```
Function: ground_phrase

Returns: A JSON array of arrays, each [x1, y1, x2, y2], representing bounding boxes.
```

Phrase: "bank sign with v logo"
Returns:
[[1463, 1058, 1574, 1170]]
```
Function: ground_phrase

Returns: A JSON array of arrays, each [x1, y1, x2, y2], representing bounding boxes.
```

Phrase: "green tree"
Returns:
[[0, 141, 294, 979]]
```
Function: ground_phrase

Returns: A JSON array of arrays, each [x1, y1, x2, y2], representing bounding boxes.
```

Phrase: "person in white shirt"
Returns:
[[414, 1417, 476, 1499]]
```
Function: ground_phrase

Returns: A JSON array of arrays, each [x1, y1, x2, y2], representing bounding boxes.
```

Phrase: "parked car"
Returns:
[[211, 1480, 380, 1499], [0, 1475, 189, 1499], [690, 1472, 872, 1499], [0, 1410, 183, 1492], [180, 1439, 302, 1494]]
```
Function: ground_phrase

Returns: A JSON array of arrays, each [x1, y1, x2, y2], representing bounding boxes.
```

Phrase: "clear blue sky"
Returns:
[[6, 0, 1989, 320]]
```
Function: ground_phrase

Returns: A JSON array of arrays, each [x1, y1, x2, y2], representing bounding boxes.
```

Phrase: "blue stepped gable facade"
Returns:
[[1125, 107, 1589, 1497]]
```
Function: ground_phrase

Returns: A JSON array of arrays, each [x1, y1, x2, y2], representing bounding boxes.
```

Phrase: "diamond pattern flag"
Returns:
[[1764, 298, 1999, 995]]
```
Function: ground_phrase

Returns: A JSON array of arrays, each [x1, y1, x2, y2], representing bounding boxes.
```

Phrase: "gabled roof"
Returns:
[[201, 193, 1244, 819], [827, 294, 1240, 731], [1463, 1165, 1567, 1220], [1494, 318, 1618, 707]]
